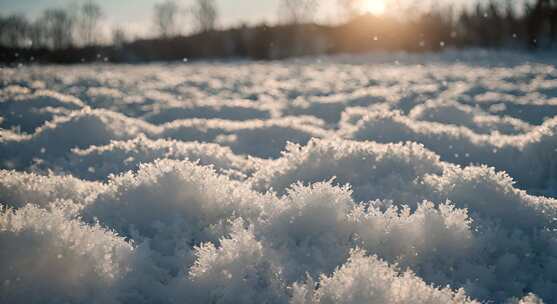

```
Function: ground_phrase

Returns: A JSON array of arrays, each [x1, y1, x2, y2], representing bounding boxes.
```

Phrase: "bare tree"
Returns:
[[29, 20, 48, 48], [191, 0, 218, 33], [153, 0, 180, 38], [79, 0, 103, 45], [279, 0, 318, 24], [280, 0, 318, 24], [528, 0, 557, 48], [0, 15, 31, 47], [38, 8, 76, 49], [112, 26, 128, 47]]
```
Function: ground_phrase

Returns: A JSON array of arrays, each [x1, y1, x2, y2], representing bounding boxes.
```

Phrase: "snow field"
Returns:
[[1, 50, 557, 303]]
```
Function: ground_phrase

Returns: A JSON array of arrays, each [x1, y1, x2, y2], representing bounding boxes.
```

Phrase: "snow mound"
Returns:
[[0, 170, 103, 209], [262, 181, 557, 302], [252, 138, 557, 230], [160, 116, 330, 158], [0, 108, 156, 170], [173, 220, 287, 304], [292, 249, 477, 304], [82, 159, 269, 275], [143, 99, 275, 124], [409, 99, 533, 135], [455, 85, 557, 125], [172, 182, 477, 303], [258, 183, 473, 283], [0, 205, 136, 303], [0, 88, 84, 110], [285, 97, 350, 125], [343, 110, 557, 193], [252, 138, 445, 203], [82, 87, 126, 108], [64, 135, 256, 180], [339, 104, 393, 127], [0, 88, 84, 133]]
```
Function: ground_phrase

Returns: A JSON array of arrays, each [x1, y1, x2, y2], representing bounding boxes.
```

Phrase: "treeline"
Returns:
[[0, 1, 102, 50], [0, 0, 556, 64]]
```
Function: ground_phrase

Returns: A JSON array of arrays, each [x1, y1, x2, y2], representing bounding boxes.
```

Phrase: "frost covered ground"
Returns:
[[1, 50, 557, 303]]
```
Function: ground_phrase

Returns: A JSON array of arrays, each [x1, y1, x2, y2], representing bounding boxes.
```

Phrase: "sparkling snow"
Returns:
[[1, 50, 556, 303]]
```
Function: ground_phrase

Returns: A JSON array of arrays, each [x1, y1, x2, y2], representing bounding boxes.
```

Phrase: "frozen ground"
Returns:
[[1, 50, 557, 303]]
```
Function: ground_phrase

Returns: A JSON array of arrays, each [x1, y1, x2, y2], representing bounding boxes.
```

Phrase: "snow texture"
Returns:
[[1, 50, 557, 303]]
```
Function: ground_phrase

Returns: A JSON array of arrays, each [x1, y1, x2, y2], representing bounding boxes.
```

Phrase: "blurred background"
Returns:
[[0, 0, 555, 63]]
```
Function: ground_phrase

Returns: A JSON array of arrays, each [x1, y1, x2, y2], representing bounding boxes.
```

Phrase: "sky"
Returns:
[[0, 0, 285, 38], [0, 0, 526, 39]]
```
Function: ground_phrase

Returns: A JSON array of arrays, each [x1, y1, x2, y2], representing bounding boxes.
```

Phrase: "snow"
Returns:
[[342, 110, 557, 193], [64, 135, 255, 180], [1, 50, 557, 303], [291, 248, 477, 304], [0, 205, 137, 303], [408, 99, 533, 135], [0, 170, 103, 209]]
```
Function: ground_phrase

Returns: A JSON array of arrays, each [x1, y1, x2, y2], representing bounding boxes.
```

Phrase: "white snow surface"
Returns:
[[1, 50, 557, 303]]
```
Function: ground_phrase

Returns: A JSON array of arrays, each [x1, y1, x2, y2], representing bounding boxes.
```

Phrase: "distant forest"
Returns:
[[0, 0, 556, 64]]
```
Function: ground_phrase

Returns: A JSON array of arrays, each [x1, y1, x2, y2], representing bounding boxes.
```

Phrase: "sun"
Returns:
[[362, 0, 386, 15]]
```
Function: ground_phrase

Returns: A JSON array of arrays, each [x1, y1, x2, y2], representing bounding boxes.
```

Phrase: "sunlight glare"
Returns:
[[363, 0, 386, 15]]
